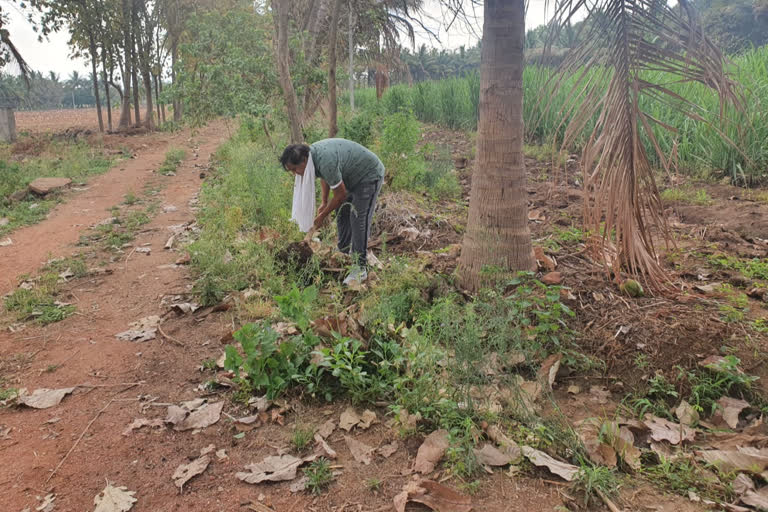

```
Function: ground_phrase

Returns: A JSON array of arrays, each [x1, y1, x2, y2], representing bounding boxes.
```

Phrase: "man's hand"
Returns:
[[313, 212, 329, 231], [319, 201, 328, 215]]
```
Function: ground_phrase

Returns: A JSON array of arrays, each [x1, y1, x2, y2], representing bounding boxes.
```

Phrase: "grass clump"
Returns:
[[159, 147, 186, 175], [660, 187, 713, 205], [0, 141, 114, 235], [290, 425, 314, 452], [303, 457, 334, 495], [3, 273, 75, 325]]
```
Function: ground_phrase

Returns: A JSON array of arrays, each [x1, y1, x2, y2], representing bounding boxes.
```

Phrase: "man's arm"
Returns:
[[314, 181, 347, 229], [320, 180, 330, 211]]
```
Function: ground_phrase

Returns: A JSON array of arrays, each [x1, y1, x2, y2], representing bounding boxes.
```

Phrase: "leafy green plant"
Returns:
[[303, 457, 333, 495], [366, 478, 382, 491], [223, 322, 309, 399], [275, 285, 317, 332], [319, 335, 372, 403], [679, 356, 758, 416]]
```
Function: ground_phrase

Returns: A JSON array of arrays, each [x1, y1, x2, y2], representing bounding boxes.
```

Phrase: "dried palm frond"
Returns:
[[537, 0, 744, 289]]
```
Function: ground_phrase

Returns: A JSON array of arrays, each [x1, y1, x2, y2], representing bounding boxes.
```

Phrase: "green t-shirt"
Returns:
[[310, 138, 385, 191]]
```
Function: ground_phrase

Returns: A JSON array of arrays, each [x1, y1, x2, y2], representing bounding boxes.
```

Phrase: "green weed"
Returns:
[[159, 148, 186, 175], [303, 457, 333, 495], [290, 426, 314, 452], [3, 270, 75, 325], [660, 187, 713, 205], [575, 465, 620, 507], [366, 478, 382, 491]]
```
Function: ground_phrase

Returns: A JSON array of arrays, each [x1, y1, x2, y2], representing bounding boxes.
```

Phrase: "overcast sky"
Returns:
[[6, 0, 557, 77]]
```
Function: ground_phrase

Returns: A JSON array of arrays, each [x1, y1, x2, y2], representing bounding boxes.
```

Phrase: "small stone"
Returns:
[[0, 217, 9, 226], [541, 272, 562, 285]]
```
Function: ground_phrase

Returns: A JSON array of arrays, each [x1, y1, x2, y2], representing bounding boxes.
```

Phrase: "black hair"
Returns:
[[279, 144, 310, 170]]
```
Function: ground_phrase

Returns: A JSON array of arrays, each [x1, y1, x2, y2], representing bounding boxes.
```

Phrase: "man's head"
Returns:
[[280, 144, 310, 176]]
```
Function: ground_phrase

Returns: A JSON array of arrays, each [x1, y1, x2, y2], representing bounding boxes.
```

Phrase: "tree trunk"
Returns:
[[88, 33, 104, 133], [118, 0, 133, 129], [154, 73, 161, 123], [159, 77, 166, 122], [171, 38, 181, 122], [458, 0, 535, 291], [274, 0, 303, 143], [101, 48, 113, 131], [348, 0, 354, 111], [130, 4, 141, 126], [375, 63, 388, 100], [302, 0, 329, 114], [327, 0, 341, 137]]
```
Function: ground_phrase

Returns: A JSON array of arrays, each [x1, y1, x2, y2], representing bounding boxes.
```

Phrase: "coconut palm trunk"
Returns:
[[458, 0, 535, 291]]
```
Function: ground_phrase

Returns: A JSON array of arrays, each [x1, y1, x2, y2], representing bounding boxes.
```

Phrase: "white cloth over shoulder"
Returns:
[[290, 152, 316, 233]]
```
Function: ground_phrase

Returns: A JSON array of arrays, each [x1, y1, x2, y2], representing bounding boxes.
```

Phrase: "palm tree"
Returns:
[[455, 0, 740, 290]]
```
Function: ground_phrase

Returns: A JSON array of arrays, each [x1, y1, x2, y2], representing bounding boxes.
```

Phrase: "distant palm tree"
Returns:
[[48, 71, 60, 83]]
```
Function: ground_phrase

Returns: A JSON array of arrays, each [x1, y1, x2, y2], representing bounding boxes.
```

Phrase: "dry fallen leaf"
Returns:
[[339, 407, 361, 432], [521, 446, 579, 481], [718, 397, 750, 430], [122, 418, 164, 436], [589, 386, 611, 404], [675, 400, 700, 427], [379, 441, 399, 458], [485, 425, 522, 462], [345, 435, 374, 465], [165, 401, 223, 431], [236, 454, 304, 484], [17, 387, 75, 409], [359, 409, 377, 429], [414, 429, 450, 474], [316, 419, 335, 439], [576, 419, 617, 468], [697, 447, 768, 474], [393, 479, 472, 512], [173, 456, 210, 490], [537, 353, 562, 390], [314, 434, 337, 459], [474, 444, 513, 469], [741, 487, 768, 510], [93, 483, 137, 512], [732, 473, 755, 496], [645, 414, 696, 445], [115, 315, 161, 342]]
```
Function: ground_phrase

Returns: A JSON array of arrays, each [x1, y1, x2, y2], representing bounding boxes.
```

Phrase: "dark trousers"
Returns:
[[336, 179, 382, 267]]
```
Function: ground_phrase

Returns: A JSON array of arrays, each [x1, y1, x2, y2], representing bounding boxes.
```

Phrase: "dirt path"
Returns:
[[0, 120, 234, 511], [0, 122, 230, 297]]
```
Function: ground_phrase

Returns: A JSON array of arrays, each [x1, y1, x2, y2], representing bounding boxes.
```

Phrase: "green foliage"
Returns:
[[644, 456, 729, 501], [378, 112, 460, 199], [575, 465, 620, 507], [275, 285, 317, 332], [708, 254, 768, 282], [347, 44, 768, 184], [167, 8, 278, 125], [339, 111, 376, 148], [660, 187, 713, 205], [3, 273, 75, 325], [679, 355, 759, 416], [223, 322, 310, 399], [291, 426, 314, 452], [159, 148, 186, 175], [303, 457, 333, 495]]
